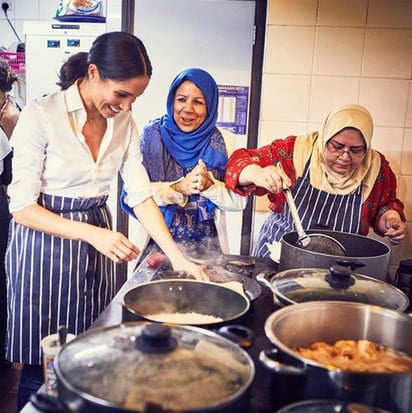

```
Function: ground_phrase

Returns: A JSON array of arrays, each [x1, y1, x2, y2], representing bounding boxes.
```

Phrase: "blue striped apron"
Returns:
[[254, 160, 363, 257], [6, 194, 118, 364]]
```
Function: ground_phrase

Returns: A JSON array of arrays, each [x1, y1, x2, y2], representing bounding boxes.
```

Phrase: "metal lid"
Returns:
[[55, 322, 254, 412], [276, 399, 392, 413], [270, 264, 409, 311]]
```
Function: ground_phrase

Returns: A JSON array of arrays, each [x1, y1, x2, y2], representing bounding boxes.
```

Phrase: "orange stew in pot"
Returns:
[[295, 339, 412, 373]]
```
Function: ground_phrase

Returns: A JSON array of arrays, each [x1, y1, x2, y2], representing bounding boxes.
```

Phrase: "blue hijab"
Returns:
[[159, 67, 227, 169], [121, 68, 228, 225]]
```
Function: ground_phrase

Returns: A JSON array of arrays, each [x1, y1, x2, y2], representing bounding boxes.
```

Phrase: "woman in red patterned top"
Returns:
[[225, 104, 407, 257]]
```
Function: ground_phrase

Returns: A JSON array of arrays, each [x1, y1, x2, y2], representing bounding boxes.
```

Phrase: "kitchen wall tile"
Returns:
[[314, 28, 364, 76], [260, 74, 311, 122], [397, 174, 412, 226], [363, 29, 412, 79], [259, 120, 308, 146], [1, 20, 23, 49], [401, 128, 412, 175], [372, 126, 403, 174], [268, 0, 317, 26], [264, 26, 315, 74], [14, 0, 38, 20], [317, 0, 367, 27], [39, 0, 59, 20], [367, 0, 412, 29], [309, 76, 360, 123], [359, 78, 409, 126], [406, 81, 412, 128]]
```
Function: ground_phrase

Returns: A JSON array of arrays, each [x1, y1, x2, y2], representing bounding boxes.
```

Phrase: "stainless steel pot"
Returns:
[[279, 230, 390, 280], [260, 301, 412, 413], [257, 265, 409, 311], [46, 322, 255, 413], [275, 399, 392, 413]]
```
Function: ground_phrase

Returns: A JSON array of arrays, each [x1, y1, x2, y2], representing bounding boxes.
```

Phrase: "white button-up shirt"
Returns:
[[9, 81, 152, 212]]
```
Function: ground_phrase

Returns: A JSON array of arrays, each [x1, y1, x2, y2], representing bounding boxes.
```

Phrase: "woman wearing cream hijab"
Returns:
[[225, 104, 407, 258]]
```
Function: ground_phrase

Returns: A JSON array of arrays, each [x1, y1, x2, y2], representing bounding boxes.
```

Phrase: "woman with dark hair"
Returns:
[[0, 56, 20, 371], [56, 51, 89, 91], [0, 56, 21, 138], [0, 127, 12, 370], [6, 31, 205, 409]]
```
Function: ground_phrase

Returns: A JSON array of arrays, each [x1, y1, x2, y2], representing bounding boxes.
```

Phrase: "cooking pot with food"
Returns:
[[260, 301, 412, 413], [257, 264, 409, 311], [279, 230, 390, 280], [43, 322, 255, 413], [122, 279, 251, 326]]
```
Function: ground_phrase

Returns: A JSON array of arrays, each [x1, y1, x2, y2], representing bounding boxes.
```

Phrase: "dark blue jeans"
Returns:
[[17, 364, 43, 411]]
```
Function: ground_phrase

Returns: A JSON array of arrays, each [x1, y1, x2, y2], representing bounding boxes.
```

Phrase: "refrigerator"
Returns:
[[23, 20, 106, 102]]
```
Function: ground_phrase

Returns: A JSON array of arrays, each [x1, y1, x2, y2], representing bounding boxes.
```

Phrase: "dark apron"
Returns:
[[254, 160, 362, 257]]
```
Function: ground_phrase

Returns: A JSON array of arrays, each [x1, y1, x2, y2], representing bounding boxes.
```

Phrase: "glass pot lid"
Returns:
[[276, 399, 392, 413], [55, 322, 254, 412], [270, 265, 409, 310]]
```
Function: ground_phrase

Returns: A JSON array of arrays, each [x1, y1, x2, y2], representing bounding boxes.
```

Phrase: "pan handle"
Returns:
[[30, 393, 71, 413], [215, 325, 254, 348], [259, 348, 305, 376]]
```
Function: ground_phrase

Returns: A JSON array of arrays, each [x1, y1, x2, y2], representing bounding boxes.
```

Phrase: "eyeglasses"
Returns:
[[326, 140, 366, 158]]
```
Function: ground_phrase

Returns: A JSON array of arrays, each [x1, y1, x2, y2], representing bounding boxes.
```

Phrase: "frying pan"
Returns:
[[122, 279, 250, 326], [277, 162, 346, 256]]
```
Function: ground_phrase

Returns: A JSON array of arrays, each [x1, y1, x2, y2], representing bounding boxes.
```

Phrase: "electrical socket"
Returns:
[[2, 0, 13, 13]]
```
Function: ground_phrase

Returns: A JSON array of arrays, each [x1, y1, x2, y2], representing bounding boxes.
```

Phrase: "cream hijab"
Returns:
[[293, 104, 381, 199]]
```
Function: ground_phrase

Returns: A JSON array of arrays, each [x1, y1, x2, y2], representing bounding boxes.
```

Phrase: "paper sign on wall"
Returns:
[[217, 85, 249, 135]]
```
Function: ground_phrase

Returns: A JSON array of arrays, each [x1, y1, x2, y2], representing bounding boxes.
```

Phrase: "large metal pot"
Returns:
[[260, 301, 412, 413], [257, 265, 409, 311], [46, 322, 255, 413], [276, 399, 392, 413], [280, 230, 390, 280]]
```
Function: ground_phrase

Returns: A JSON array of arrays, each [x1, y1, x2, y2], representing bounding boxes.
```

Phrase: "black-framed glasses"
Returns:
[[326, 140, 366, 158]]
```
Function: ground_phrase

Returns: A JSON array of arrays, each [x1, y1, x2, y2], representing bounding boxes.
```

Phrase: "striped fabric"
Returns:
[[6, 194, 118, 364], [254, 160, 362, 257]]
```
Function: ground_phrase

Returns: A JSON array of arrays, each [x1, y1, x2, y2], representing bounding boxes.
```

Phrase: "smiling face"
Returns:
[[173, 80, 207, 132], [85, 64, 150, 118], [324, 128, 366, 175]]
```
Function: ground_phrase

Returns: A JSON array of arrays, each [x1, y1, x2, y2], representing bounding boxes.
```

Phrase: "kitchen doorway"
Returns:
[[119, 0, 266, 264]]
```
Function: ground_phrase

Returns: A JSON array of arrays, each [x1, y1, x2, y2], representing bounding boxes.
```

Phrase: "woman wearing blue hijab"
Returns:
[[121, 68, 246, 259]]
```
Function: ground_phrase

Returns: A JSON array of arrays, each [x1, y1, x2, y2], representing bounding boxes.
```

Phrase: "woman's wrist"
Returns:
[[171, 181, 182, 193]]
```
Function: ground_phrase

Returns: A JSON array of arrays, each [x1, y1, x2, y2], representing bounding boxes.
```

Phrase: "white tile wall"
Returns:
[[258, 0, 412, 277]]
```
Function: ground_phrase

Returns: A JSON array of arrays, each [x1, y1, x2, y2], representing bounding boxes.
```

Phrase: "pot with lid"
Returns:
[[51, 322, 255, 413], [279, 230, 390, 280], [257, 263, 409, 311], [275, 399, 392, 413]]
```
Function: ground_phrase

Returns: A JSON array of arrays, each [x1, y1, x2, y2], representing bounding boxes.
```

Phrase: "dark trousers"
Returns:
[[17, 364, 43, 411]]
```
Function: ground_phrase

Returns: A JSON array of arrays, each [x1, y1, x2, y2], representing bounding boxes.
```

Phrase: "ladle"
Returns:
[[277, 162, 346, 256]]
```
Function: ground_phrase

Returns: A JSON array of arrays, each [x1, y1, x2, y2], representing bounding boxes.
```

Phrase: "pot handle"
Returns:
[[259, 348, 305, 376], [216, 325, 254, 348], [30, 393, 70, 413]]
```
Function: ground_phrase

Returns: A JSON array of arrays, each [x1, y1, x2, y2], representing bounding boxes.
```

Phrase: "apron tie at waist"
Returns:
[[40, 194, 109, 228]]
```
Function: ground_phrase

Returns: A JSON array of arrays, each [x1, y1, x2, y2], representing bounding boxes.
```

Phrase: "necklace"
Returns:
[[87, 113, 104, 123]]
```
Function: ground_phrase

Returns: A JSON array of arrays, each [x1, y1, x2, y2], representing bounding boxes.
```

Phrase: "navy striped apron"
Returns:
[[6, 194, 118, 364], [254, 160, 363, 257]]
